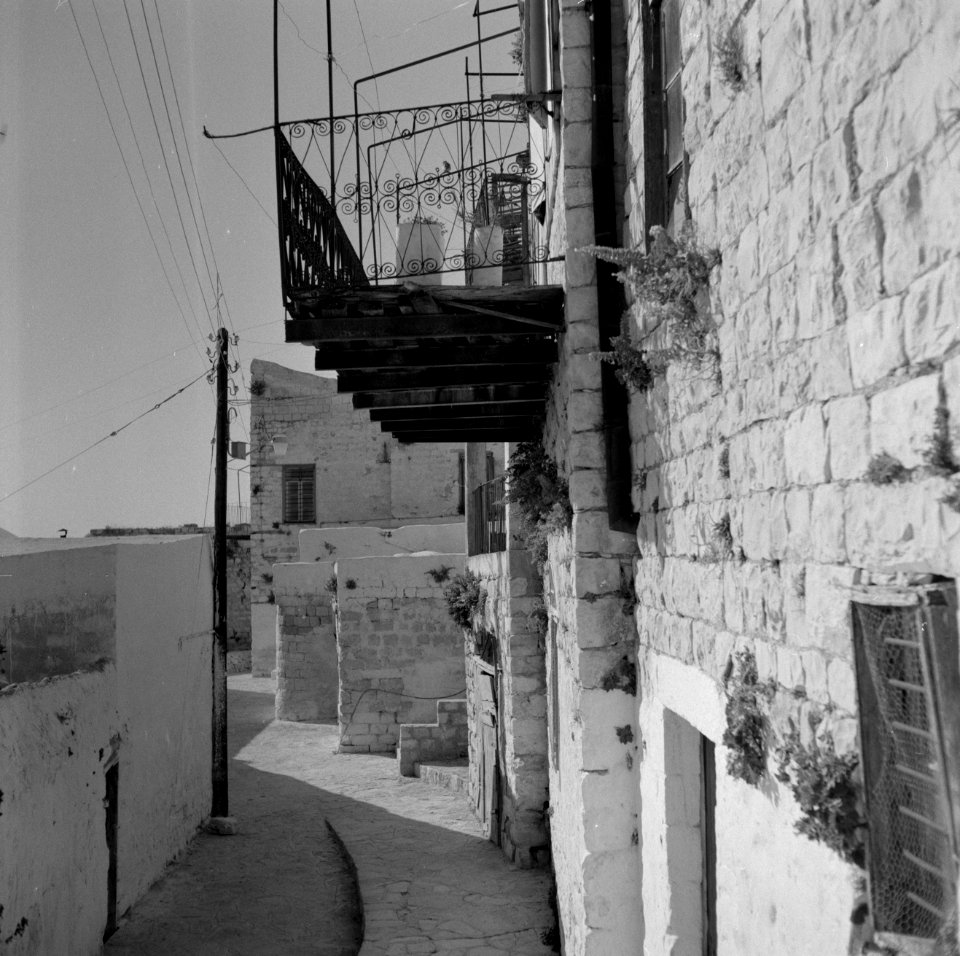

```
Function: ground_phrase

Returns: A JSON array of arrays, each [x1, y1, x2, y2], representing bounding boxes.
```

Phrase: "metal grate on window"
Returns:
[[853, 590, 960, 940], [282, 465, 316, 524]]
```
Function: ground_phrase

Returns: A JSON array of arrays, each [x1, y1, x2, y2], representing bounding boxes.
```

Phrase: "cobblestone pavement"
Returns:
[[106, 676, 555, 956]]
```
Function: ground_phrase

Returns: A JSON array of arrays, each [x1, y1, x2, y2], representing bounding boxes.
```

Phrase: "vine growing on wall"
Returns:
[[505, 441, 573, 570], [583, 225, 720, 392]]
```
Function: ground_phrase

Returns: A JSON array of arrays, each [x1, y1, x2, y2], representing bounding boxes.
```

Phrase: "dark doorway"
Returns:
[[103, 762, 119, 942]]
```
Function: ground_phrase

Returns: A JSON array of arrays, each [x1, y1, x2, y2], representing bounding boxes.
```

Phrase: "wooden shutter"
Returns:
[[282, 465, 316, 523]]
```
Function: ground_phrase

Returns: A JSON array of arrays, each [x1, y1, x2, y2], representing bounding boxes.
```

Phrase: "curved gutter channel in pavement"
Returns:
[[326, 818, 365, 953]]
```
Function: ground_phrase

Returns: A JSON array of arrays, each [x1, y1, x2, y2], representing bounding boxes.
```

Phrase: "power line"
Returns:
[[139, 0, 219, 306], [0, 371, 209, 506], [123, 0, 215, 332], [210, 140, 276, 226], [70, 2, 208, 362], [147, 0, 250, 411], [0, 340, 203, 434], [88, 0, 209, 352]]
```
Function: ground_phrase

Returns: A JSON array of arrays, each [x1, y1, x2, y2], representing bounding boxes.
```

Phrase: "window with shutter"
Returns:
[[282, 465, 316, 523], [852, 585, 960, 944], [643, 0, 685, 235], [661, 0, 684, 230]]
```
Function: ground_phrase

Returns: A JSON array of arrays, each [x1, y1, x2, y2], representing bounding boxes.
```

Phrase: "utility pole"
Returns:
[[212, 326, 229, 819]]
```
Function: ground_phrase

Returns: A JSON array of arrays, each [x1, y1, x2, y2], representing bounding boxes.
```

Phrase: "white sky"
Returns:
[[0, 0, 518, 538]]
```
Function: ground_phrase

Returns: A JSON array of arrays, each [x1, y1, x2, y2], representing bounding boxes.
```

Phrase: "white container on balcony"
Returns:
[[468, 224, 504, 288], [396, 220, 444, 286]]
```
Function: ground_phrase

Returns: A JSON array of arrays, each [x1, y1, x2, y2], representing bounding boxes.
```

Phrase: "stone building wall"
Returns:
[[248, 359, 463, 608], [273, 560, 337, 721], [335, 554, 467, 753], [467, 547, 551, 868], [528, 0, 644, 951], [614, 0, 960, 953]]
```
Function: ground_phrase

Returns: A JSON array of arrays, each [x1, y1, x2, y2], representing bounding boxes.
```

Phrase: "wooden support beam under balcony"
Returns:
[[383, 415, 541, 433], [395, 427, 541, 443], [314, 340, 557, 370], [368, 401, 545, 422], [285, 312, 561, 344], [289, 283, 564, 321], [336, 364, 550, 393], [352, 383, 546, 409]]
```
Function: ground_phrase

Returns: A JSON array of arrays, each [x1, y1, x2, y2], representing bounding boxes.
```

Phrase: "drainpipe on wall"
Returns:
[[590, 1, 636, 532]]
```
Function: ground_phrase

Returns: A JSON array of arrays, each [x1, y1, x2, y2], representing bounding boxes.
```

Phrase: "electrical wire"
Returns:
[[70, 2, 209, 363], [209, 140, 276, 226], [0, 371, 209, 506], [0, 339, 202, 434], [123, 0, 215, 332]]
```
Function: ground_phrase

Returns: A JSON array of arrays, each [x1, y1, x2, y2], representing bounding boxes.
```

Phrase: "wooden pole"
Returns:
[[212, 327, 229, 817]]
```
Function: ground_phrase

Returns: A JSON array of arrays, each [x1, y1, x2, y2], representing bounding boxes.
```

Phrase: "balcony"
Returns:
[[274, 97, 564, 443], [469, 474, 507, 556]]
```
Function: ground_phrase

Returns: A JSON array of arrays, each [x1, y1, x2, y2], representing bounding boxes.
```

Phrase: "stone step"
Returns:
[[414, 759, 469, 795]]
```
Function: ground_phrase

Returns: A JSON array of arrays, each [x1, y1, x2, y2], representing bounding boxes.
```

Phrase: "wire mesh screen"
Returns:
[[853, 599, 958, 939]]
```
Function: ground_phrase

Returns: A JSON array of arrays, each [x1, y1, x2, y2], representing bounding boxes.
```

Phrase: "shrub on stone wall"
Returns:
[[583, 225, 719, 392], [774, 714, 865, 868], [722, 648, 776, 785], [442, 570, 486, 629], [505, 441, 573, 569]]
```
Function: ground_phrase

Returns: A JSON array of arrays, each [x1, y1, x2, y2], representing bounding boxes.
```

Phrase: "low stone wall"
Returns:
[[274, 561, 337, 721], [335, 554, 467, 753], [397, 698, 468, 776]]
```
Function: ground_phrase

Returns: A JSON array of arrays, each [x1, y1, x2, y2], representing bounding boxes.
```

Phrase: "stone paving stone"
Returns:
[[106, 676, 555, 955]]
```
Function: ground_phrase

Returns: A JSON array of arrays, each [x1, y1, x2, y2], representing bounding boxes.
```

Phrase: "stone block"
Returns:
[[903, 257, 960, 364], [784, 405, 829, 485], [760, 2, 809, 119], [810, 485, 846, 564], [827, 658, 857, 713], [847, 297, 906, 388], [877, 165, 929, 296], [811, 129, 854, 233], [836, 199, 884, 314], [804, 564, 857, 658], [869, 373, 939, 469], [826, 395, 869, 481]]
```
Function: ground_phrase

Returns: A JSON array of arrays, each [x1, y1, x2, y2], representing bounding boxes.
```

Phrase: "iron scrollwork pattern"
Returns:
[[275, 131, 367, 298]]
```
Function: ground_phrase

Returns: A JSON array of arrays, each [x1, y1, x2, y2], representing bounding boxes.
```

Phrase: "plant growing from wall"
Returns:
[[249, 378, 266, 397], [718, 442, 730, 479], [583, 225, 720, 392], [714, 18, 746, 92], [505, 441, 573, 570], [774, 714, 865, 867], [723, 648, 776, 785], [924, 406, 958, 477], [865, 452, 909, 484], [531, 599, 549, 640], [251, 483, 263, 497], [344, 578, 357, 590], [442, 570, 486, 629], [324, 574, 337, 595]]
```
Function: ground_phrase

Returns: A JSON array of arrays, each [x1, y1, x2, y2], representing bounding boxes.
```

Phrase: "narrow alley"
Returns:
[[104, 676, 555, 956]]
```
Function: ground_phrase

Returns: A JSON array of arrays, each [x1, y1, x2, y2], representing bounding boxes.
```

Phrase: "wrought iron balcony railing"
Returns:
[[470, 474, 507, 556], [274, 97, 557, 305]]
